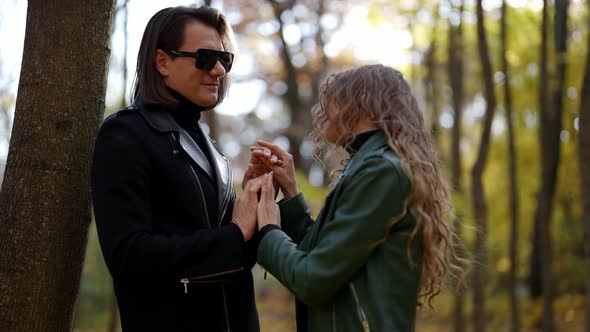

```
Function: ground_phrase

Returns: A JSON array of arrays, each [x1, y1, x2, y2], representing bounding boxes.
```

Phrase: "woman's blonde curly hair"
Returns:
[[310, 64, 469, 307]]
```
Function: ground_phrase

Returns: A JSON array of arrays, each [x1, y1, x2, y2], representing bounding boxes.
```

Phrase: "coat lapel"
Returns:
[[135, 102, 214, 181], [177, 130, 214, 179], [201, 124, 233, 227]]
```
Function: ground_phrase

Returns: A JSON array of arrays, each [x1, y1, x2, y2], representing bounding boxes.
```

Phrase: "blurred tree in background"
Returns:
[[0, 0, 589, 331]]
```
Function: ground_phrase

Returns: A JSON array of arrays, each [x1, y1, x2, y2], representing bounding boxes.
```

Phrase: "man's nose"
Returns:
[[209, 60, 226, 78]]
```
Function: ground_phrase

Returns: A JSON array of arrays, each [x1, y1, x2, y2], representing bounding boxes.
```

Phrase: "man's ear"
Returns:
[[154, 49, 170, 77]]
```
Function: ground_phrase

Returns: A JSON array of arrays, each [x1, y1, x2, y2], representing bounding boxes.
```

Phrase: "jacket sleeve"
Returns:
[[257, 156, 411, 306], [91, 116, 247, 283], [278, 193, 315, 245]]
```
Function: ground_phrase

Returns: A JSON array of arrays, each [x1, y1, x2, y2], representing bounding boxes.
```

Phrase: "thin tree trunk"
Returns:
[[448, 1, 465, 331], [121, 0, 129, 108], [424, 1, 440, 146], [200, 0, 218, 140], [579, 4, 590, 331], [0, 0, 115, 330], [501, 1, 520, 331], [268, 0, 305, 170], [540, 1, 569, 331], [529, 0, 549, 300], [472, 0, 498, 330]]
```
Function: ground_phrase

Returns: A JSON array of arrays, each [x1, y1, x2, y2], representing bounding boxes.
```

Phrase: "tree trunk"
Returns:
[[472, 0, 497, 330], [448, 1, 465, 331], [501, 1, 520, 331], [529, 0, 549, 300], [424, 1, 440, 147], [200, 0, 218, 140], [540, 1, 569, 331], [268, 0, 306, 170], [0, 0, 115, 330], [121, 0, 129, 108], [579, 4, 590, 332]]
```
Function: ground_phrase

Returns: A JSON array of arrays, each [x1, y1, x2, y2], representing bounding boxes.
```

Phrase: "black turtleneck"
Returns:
[[346, 130, 381, 154], [168, 89, 220, 223]]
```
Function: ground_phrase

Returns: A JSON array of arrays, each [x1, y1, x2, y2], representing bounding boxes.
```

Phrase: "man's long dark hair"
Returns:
[[132, 6, 235, 109]]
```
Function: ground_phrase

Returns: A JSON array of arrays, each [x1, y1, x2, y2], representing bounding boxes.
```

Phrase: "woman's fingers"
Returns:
[[267, 172, 276, 199], [255, 140, 286, 157], [251, 147, 283, 165], [244, 175, 265, 194], [260, 173, 269, 202], [256, 140, 292, 166]]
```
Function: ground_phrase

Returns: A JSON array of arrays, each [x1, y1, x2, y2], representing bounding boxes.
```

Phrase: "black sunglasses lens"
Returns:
[[195, 49, 233, 72], [218, 53, 233, 72], [196, 50, 217, 71]]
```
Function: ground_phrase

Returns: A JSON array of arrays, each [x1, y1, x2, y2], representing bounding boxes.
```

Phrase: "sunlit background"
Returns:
[[0, 0, 588, 330]]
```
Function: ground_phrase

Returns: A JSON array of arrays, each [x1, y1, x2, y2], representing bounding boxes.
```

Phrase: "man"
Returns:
[[91, 6, 260, 331]]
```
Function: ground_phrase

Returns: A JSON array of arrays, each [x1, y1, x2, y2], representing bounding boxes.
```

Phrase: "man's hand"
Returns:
[[251, 140, 299, 200], [232, 176, 265, 241], [257, 173, 280, 230]]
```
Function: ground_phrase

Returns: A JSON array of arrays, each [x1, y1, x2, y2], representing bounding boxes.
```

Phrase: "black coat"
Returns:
[[91, 98, 260, 332]]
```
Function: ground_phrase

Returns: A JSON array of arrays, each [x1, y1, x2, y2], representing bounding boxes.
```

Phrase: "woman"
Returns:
[[91, 6, 260, 331], [248, 65, 467, 331]]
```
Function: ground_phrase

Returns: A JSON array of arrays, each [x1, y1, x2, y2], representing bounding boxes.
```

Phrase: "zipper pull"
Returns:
[[362, 320, 370, 332], [181, 278, 189, 294]]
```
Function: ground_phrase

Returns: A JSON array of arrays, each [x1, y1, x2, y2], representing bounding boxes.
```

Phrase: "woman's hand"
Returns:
[[242, 150, 281, 196], [232, 176, 265, 241], [251, 140, 299, 200], [257, 172, 281, 231]]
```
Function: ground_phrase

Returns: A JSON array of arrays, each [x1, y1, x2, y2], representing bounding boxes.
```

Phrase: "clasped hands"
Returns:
[[231, 140, 300, 241]]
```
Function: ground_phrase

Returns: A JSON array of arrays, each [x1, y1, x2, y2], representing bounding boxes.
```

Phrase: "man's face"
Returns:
[[157, 20, 226, 107]]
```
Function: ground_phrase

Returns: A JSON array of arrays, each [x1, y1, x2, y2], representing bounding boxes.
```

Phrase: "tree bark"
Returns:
[[540, 1, 568, 331], [424, 1, 441, 146], [268, 0, 306, 170], [579, 4, 590, 332], [472, 0, 498, 330], [448, 1, 465, 331], [529, 0, 549, 301], [200, 0, 218, 140], [0, 0, 115, 330], [501, 1, 520, 331]]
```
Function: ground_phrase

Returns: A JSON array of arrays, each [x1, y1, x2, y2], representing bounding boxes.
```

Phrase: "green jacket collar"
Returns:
[[343, 130, 389, 177]]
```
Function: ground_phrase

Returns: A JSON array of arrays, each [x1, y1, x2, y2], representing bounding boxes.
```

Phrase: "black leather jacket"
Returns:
[[91, 98, 259, 331]]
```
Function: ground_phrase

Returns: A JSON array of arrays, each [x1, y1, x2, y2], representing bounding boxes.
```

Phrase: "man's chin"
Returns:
[[195, 96, 218, 108]]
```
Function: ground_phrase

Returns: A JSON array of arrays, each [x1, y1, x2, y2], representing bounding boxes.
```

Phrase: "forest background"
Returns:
[[0, 0, 588, 331]]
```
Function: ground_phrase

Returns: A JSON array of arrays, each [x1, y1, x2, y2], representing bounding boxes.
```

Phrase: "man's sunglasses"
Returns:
[[167, 48, 234, 73]]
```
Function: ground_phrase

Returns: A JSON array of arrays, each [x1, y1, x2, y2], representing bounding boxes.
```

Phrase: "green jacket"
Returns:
[[257, 131, 422, 332]]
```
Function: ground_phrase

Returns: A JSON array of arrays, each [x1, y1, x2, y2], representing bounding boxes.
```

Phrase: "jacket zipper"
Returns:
[[180, 267, 244, 293], [187, 164, 212, 229], [349, 283, 371, 332], [332, 304, 337, 332], [217, 157, 232, 227], [213, 153, 233, 331], [174, 133, 234, 331], [222, 286, 232, 332]]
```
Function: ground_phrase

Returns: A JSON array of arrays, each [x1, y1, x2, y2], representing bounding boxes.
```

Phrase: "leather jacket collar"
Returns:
[[132, 97, 234, 228]]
